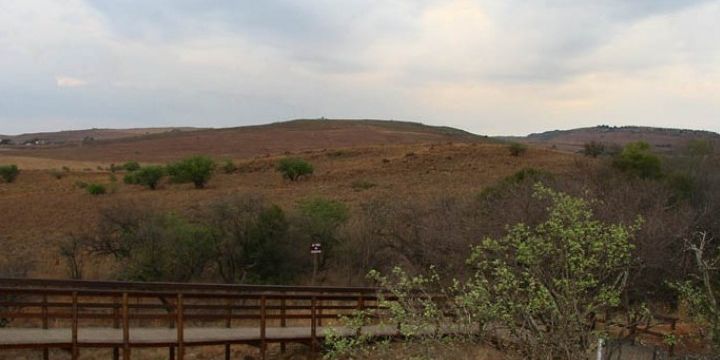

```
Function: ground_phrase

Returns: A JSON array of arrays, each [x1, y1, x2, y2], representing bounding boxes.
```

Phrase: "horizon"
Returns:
[[2, 118, 720, 138], [1, 1, 719, 136]]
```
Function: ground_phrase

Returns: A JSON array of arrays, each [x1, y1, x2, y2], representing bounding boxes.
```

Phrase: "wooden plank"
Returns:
[[177, 294, 184, 360], [71, 291, 78, 360]]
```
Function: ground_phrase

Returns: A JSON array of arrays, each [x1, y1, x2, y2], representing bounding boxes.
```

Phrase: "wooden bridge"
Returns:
[[0, 278, 397, 359]]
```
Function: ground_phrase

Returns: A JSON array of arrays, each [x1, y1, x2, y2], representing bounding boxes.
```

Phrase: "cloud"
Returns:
[[55, 76, 89, 88], [0, 0, 718, 135]]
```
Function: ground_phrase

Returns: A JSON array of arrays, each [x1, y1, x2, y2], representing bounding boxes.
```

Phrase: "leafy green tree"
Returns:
[[674, 232, 720, 351], [0, 165, 19, 183], [276, 157, 314, 181], [612, 141, 663, 179], [167, 156, 216, 189], [508, 142, 528, 157], [124, 165, 165, 190], [295, 197, 349, 265], [466, 184, 637, 358], [122, 161, 141, 172], [206, 194, 295, 283]]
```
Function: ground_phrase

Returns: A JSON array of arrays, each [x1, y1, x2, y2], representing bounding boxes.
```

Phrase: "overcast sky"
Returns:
[[1, 0, 719, 136]]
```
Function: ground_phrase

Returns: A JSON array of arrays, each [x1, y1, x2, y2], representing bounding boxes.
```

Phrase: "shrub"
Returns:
[[221, 160, 237, 174], [295, 198, 349, 265], [674, 232, 720, 351], [86, 183, 107, 195], [612, 141, 663, 179], [351, 180, 376, 191], [0, 165, 19, 183], [466, 185, 637, 358], [686, 139, 714, 157], [122, 161, 141, 172], [276, 157, 314, 181], [124, 165, 165, 190], [583, 141, 606, 157], [508, 142, 528, 156], [167, 156, 216, 189]]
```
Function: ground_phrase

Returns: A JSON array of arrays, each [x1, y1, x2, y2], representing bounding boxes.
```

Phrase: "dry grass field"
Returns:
[[0, 120, 577, 279]]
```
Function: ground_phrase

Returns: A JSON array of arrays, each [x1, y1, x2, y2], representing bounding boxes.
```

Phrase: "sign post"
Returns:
[[310, 243, 322, 285]]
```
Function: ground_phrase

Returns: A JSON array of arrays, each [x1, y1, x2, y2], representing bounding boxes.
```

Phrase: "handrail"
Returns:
[[0, 277, 382, 294]]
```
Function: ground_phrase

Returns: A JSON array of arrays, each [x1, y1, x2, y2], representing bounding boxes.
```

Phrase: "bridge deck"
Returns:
[[0, 325, 398, 347]]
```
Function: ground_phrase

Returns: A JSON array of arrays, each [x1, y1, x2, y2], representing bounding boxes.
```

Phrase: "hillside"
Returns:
[[1, 119, 486, 164], [507, 125, 720, 153], [0, 127, 204, 146]]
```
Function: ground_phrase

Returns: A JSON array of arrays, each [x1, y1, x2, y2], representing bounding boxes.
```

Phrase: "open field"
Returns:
[[0, 137, 576, 278]]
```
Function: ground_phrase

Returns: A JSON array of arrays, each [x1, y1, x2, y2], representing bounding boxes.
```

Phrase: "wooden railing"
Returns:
[[0, 278, 389, 359]]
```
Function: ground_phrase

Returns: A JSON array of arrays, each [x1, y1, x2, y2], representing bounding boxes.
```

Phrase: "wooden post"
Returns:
[[260, 295, 267, 360], [177, 294, 184, 360], [357, 295, 364, 337], [670, 319, 677, 357], [122, 293, 130, 360], [280, 297, 287, 353], [310, 296, 317, 353], [113, 296, 120, 360], [225, 297, 232, 360], [42, 294, 49, 360], [71, 292, 79, 360]]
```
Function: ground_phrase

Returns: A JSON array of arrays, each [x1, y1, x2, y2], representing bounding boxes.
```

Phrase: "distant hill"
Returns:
[[504, 125, 720, 153], [0, 127, 204, 146], [2, 119, 487, 162]]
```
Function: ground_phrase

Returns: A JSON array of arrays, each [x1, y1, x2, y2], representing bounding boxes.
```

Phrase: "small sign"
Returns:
[[310, 243, 322, 254]]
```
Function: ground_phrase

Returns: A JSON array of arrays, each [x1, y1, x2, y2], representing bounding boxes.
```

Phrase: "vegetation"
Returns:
[[674, 232, 720, 351], [0, 165, 19, 183], [124, 165, 165, 190], [327, 186, 637, 359], [86, 183, 107, 195], [508, 142, 528, 156], [612, 141, 663, 179], [276, 157, 314, 181], [122, 161, 141, 172], [295, 197, 349, 265], [221, 159, 237, 174], [583, 141, 606, 157], [167, 155, 216, 189], [351, 180, 376, 191]]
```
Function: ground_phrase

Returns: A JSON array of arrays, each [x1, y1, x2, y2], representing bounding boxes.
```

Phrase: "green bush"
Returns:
[[612, 141, 663, 179], [582, 141, 605, 157], [0, 165, 19, 183], [508, 142, 528, 156], [86, 183, 107, 195], [167, 156, 216, 189], [276, 157, 314, 181], [296, 197, 349, 263], [122, 161, 141, 172], [124, 165, 165, 190], [221, 160, 237, 174]]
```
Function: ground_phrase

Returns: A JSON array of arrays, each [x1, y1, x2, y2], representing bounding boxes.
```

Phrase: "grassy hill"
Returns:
[[1, 119, 487, 164], [504, 125, 720, 153]]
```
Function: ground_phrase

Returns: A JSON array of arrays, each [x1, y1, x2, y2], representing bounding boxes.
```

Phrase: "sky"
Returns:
[[0, 0, 719, 136]]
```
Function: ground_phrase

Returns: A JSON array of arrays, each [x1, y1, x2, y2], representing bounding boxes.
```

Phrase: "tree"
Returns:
[[167, 156, 216, 189], [508, 142, 528, 157], [124, 165, 165, 190], [466, 184, 637, 358], [276, 157, 314, 181], [122, 161, 141, 172], [295, 198, 349, 265], [0, 165, 19, 183], [205, 194, 296, 283], [674, 232, 720, 351], [612, 141, 663, 179], [583, 141, 606, 157]]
